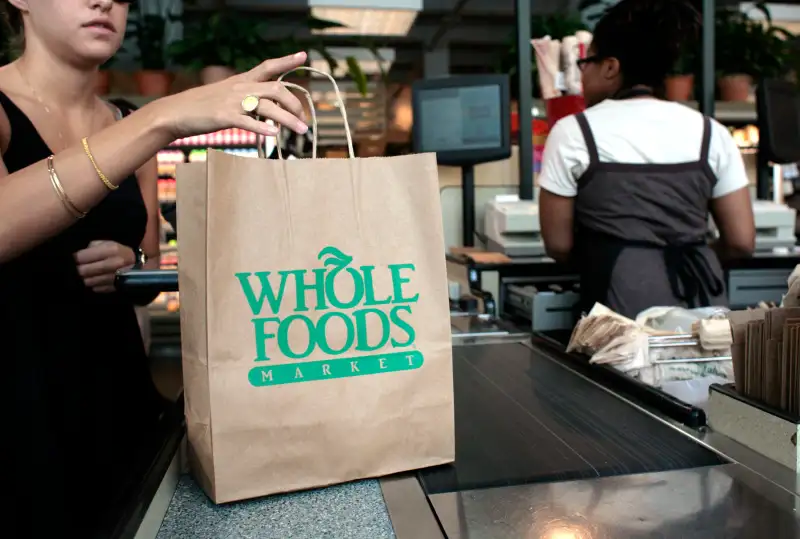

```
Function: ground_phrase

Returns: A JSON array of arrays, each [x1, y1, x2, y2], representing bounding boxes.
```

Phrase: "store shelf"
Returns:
[[309, 79, 387, 146], [681, 100, 757, 123], [527, 99, 757, 124]]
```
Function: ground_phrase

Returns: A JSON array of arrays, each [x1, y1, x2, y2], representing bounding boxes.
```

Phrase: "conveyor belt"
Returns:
[[534, 331, 708, 427], [419, 343, 727, 494]]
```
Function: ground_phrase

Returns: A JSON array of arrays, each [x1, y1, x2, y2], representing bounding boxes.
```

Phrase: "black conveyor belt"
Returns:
[[419, 343, 727, 494]]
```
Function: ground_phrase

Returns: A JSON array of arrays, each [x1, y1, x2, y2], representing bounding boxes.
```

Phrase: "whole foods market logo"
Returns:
[[235, 247, 423, 387]]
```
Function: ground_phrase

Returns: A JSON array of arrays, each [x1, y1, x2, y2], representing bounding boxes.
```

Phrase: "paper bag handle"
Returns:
[[275, 66, 355, 159], [256, 82, 319, 160]]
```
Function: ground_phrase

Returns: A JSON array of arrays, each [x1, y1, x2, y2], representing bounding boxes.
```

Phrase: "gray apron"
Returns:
[[573, 96, 726, 319]]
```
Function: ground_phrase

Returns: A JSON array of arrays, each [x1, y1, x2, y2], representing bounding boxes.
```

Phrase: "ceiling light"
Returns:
[[311, 7, 417, 36], [309, 1, 421, 37]]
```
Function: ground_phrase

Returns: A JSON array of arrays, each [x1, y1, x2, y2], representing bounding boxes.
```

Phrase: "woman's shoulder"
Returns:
[[0, 79, 33, 158]]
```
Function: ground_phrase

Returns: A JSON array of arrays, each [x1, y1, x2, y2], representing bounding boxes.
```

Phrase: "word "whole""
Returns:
[[234, 246, 424, 386]]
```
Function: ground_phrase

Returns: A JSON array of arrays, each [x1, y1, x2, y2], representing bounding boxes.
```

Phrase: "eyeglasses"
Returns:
[[576, 55, 603, 71]]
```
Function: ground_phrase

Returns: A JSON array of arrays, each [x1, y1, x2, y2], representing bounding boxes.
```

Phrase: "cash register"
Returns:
[[752, 200, 797, 252], [753, 79, 799, 252], [483, 195, 545, 257], [484, 197, 798, 256]]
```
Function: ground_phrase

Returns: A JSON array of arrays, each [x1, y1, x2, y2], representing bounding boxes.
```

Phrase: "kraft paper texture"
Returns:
[[176, 150, 456, 503]]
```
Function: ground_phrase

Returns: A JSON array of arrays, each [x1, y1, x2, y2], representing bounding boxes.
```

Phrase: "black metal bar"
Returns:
[[757, 149, 771, 200], [427, 0, 473, 51], [516, 0, 533, 200], [462, 164, 476, 246], [532, 333, 708, 429], [700, 0, 715, 117]]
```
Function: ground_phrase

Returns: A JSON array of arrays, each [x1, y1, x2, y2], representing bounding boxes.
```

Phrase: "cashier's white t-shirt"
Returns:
[[538, 99, 749, 199]]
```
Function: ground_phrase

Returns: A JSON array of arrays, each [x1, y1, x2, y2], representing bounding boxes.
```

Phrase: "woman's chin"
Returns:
[[73, 44, 122, 68]]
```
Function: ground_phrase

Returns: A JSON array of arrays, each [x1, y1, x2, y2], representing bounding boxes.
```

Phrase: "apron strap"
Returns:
[[699, 116, 712, 164], [575, 113, 599, 167]]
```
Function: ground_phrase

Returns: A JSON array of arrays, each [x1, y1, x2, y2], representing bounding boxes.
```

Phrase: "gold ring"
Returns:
[[241, 94, 260, 115]]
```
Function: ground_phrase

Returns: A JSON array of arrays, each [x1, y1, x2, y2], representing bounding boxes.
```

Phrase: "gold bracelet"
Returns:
[[81, 136, 117, 191], [47, 155, 87, 219]]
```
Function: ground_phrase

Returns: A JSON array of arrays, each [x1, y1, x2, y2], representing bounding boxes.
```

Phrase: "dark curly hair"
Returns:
[[591, 0, 701, 89], [0, 2, 21, 33], [0, 2, 23, 59]]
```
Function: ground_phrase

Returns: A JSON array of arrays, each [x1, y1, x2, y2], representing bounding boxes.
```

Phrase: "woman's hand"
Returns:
[[74, 240, 136, 293], [150, 52, 310, 140]]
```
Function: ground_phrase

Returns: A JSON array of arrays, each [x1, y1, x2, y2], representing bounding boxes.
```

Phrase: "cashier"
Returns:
[[538, 0, 755, 319]]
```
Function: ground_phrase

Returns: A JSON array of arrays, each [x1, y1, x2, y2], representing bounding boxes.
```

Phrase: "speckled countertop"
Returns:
[[155, 475, 396, 539]]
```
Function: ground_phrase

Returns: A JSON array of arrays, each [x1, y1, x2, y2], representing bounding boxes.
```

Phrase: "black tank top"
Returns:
[[0, 91, 164, 537]]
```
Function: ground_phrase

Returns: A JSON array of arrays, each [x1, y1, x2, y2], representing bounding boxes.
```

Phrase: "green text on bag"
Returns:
[[235, 247, 423, 387]]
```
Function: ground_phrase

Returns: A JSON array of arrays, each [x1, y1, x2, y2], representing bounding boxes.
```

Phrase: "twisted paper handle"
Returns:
[[257, 66, 355, 160]]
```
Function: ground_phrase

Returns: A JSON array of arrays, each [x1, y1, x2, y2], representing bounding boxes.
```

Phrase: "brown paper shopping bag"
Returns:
[[176, 69, 455, 504]]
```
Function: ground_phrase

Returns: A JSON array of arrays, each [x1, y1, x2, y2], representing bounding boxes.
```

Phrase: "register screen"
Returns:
[[417, 85, 502, 153]]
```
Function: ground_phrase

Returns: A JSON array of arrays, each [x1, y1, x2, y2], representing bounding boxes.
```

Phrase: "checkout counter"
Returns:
[[110, 228, 800, 537], [113, 266, 800, 538], [109, 75, 800, 538], [114, 174, 800, 538]]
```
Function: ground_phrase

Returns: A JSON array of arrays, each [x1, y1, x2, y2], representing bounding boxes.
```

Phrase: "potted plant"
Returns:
[[664, 46, 697, 101], [167, 12, 265, 84], [237, 17, 371, 97], [715, 4, 795, 101], [128, 2, 179, 96], [166, 11, 367, 90]]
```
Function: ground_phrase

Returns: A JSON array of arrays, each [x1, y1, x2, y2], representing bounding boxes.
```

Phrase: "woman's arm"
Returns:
[[0, 104, 171, 264], [137, 156, 161, 270], [0, 52, 309, 264]]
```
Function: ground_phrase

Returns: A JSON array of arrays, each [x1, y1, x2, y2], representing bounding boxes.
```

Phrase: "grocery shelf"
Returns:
[[527, 99, 757, 124], [681, 100, 757, 123]]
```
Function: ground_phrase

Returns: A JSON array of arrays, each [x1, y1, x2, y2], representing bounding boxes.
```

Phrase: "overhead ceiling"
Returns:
[[185, 0, 586, 80], [185, 0, 764, 81]]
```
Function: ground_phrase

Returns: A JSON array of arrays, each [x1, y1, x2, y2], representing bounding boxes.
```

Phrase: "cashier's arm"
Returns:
[[538, 120, 579, 263], [708, 127, 755, 259], [710, 188, 755, 259], [539, 190, 574, 263]]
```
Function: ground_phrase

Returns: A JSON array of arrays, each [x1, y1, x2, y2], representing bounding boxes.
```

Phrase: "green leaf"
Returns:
[[367, 44, 387, 80], [345, 56, 369, 96]]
